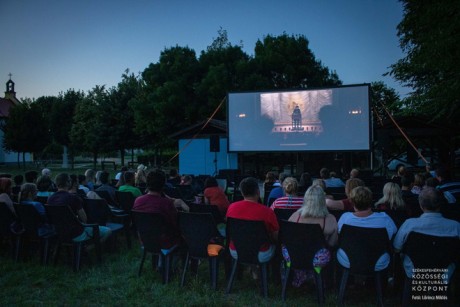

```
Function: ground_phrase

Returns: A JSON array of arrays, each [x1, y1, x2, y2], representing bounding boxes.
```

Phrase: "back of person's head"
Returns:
[[345, 178, 365, 197], [78, 174, 87, 185], [414, 173, 425, 187], [278, 172, 288, 183], [124, 171, 135, 184], [20, 183, 37, 201], [99, 171, 110, 184], [95, 170, 103, 183], [85, 169, 96, 181], [380, 182, 404, 209], [435, 166, 449, 180], [320, 168, 330, 179], [36, 175, 52, 192], [282, 177, 298, 195], [146, 169, 166, 193], [401, 172, 415, 188], [120, 166, 128, 172], [69, 174, 78, 190], [41, 168, 52, 177], [350, 168, 360, 179], [397, 165, 406, 176], [312, 178, 326, 191], [425, 177, 440, 188], [0, 177, 12, 194], [204, 177, 218, 189], [300, 185, 328, 218], [350, 186, 373, 211], [55, 173, 71, 189], [299, 172, 312, 187], [25, 170, 38, 183], [419, 187, 443, 211], [239, 177, 259, 198], [13, 174, 24, 186], [265, 171, 276, 183]]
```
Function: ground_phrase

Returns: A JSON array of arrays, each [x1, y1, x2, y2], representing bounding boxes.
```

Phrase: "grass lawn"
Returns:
[[0, 236, 410, 307]]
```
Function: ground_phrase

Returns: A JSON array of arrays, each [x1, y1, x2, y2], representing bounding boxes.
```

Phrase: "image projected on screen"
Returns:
[[228, 84, 370, 152]]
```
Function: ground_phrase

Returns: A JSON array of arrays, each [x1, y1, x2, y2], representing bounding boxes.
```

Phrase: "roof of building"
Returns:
[[168, 118, 227, 139], [0, 97, 15, 118]]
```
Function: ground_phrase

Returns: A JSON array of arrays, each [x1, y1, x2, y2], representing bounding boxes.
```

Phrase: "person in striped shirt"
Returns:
[[270, 177, 304, 210]]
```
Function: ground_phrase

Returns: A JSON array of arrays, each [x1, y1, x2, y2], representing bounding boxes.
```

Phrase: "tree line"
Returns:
[[4, 0, 458, 169]]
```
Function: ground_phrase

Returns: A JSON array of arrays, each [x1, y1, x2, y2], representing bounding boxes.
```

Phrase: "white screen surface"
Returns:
[[228, 84, 370, 152]]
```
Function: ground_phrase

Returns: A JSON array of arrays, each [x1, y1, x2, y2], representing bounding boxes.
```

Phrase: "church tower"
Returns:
[[4, 74, 20, 105]]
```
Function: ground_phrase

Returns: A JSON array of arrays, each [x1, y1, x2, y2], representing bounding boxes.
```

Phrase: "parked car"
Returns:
[[386, 152, 438, 171]]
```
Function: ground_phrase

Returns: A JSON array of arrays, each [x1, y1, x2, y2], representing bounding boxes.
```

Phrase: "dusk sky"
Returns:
[[1, 0, 408, 100]]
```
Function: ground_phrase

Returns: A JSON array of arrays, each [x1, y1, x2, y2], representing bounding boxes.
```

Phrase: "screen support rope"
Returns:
[[162, 96, 227, 167], [378, 101, 428, 165]]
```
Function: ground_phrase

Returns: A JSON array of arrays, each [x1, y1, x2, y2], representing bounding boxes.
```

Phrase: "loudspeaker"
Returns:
[[210, 135, 220, 152]]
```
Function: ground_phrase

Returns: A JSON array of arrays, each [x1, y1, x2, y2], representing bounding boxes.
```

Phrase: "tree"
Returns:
[[70, 86, 109, 168], [389, 0, 460, 128], [132, 46, 201, 149], [49, 89, 85, 167], [109, 70, 142, 165], [371, 81, 401, 127], [252, 33, 342, 89], [197, 28, 251, 120], [1, 99, 50, 168]]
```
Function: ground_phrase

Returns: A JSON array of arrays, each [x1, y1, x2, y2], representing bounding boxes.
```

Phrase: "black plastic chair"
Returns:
[[115, 191, 135, 212], [279, 220, 327, 304], [401, 231, 460, 306], [14, 203, 55, 264], [0, 202, 21, 261], [84, 198, 131, 249], [274, 208, 297, 222], [95, 190, 119, 208], [132, 211, 179, 284], [337, 225, 390, 307], [188, 203, 225, 224], [178, 212, 223, 289], [44, 204, 101, 271], [225, 217, 272, 298]]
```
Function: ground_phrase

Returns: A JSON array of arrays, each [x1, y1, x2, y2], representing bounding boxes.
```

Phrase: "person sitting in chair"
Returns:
[[393, 187, 460, 282], [226, 177, 279, 263], [337, 186, 397, 271], [48, 173, 112, 243]]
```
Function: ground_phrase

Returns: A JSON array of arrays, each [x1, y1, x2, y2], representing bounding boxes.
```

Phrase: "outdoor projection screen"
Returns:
[[227, 84, 370, 152]]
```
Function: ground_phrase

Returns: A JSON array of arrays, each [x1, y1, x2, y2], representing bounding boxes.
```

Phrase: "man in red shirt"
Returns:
[[226, 177, 279, 262]]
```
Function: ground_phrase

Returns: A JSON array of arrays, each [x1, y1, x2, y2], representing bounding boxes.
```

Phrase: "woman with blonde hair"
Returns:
[[375, 182, 405, 210], [270, 177, 304, 210], [285, 185, 338, 287]]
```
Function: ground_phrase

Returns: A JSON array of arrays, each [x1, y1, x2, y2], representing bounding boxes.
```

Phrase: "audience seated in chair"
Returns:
[[118, 171, 142, 198], [19, 183, 55, 237], [266, 173, 288, 205], [95, 171, 118, 207], [337, 186, 397, 271], [0, 177, 15, 215], [285, 185, 338, 287], [393, 187, 460, 283], [320, 167, 344, 188], [36, 175, 55, 198], [47, 173, 111, 243], [203, 176, 230, 216], [374, 182, 406, 211], [226, 177, 279, 264], [326, 178, 365, 211], [270, 177, 304, 211]]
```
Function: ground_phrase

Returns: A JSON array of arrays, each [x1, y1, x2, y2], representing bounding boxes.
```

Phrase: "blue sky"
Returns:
[[1, 0, 407, 100]]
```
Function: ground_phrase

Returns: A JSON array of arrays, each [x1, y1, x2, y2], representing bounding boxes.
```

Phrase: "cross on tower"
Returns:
[[8, 73, 12, 80]]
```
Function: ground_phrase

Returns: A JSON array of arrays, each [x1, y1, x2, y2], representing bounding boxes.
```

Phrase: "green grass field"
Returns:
[[0, 236, 408, 307]]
